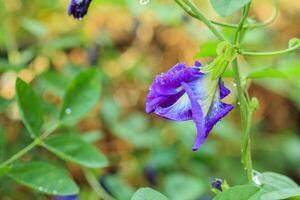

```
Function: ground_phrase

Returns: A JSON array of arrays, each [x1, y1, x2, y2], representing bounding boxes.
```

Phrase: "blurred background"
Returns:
[[0, 0, 300, 199]]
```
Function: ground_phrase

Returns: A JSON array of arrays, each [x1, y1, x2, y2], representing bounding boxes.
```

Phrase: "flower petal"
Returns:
[[153, 93, 192, 121], [205, 90, 234, 134], [185, 74, 219, 115], [219, 79, 231, 99], [146, 63, 202, 113], [181, 82, 206, 151], [194, 61, 202, 67], [68, 0, 92, 19]]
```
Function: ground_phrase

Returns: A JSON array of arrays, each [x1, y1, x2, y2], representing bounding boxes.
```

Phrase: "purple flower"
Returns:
[[211, 178, 223, 191], [146, 62, 233, 151], [68, 0, 92, 20], [53, 195, 78, 200]]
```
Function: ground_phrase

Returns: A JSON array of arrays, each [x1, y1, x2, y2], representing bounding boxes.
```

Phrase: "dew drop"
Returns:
[[139, 0, 150, 5], [237, 102, 241, 105], [233, 83, 237, 87], [65, 108, 72, 115], [252, 171, 262, 186]]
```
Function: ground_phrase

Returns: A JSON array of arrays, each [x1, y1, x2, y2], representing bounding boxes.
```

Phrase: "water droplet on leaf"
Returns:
[[65, 108, 72, 114], [139, 0, 150, 5], [252, 171, 262, 186]]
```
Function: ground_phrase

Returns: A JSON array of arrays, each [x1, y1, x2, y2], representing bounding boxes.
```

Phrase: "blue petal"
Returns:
[[205, 84, 233, 133], [146, 63, 202, 113], [186, 74, 220, 115], [183, 75, 232, 151], [219, 79, 230, 99], [53, 195, 78, 200], [182, 82, 206, 151], [153, 93, 192, 121]]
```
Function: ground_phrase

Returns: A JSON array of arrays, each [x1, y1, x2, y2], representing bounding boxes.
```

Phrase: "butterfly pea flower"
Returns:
[[68, 0, 92, 20], [53, 195, 78, 200], [146, 62, 233, 151], [211, 178, 223, 191]]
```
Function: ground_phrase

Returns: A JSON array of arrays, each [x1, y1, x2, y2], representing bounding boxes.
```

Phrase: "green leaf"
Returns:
[[245, 68, 287, 79], [131, 188, 169, 200], [8, 162, 79, 195], [261, 172, 299, 191], [210, 0, 251, 17], [0, 165, 11, 177], [21, 18, 47, 38], [213, 185, 260, 200], [0, 59, 24, 72], [15, 78, 44, 138], [47, 36, 82, 50], [0, 97, 11, 113], [250, 172, 300, 200], [163, 174, 205, 200], [60, 69, 101, 125], [105, 175, 135, 200], [42, 134, 108, 168], [81, 130, 104, 143], [261, 188, 300, 200], [37, 71, 71, 98]]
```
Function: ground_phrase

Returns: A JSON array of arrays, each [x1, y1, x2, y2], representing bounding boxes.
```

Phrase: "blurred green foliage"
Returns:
[[0, 0, 299, 199]]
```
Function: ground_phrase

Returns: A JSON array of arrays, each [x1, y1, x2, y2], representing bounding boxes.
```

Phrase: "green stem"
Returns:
[[174, 0, 227, 41], [240, 42, 300, 56], [83, 168, 116, 200], [0, 122, 60, 167], [175, 0, 278, 30], [1, 139, 39, 166], [234, 3, 251, 45], [249, 0, 279, 29], [232, 2, 254, 184]]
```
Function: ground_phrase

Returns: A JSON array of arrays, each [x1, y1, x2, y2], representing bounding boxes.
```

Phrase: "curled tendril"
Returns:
[[175, 0, 279, 29]]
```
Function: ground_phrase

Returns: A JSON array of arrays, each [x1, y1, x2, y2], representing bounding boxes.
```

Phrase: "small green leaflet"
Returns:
[[15, 78, 44, 138], [42, 134, 108, 168], [8, 162, 79, 195], [253, 172, 300, 200], [210, 0, 251, 17], [163, 174, 205, 200], [60, 69, 101, 125], [213, 185, 260, 200], [261, 188, 300, 200], [131, 188, 169, 200], [245, 68, 287, 79]]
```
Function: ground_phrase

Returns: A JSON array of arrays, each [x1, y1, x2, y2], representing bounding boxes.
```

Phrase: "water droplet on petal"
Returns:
[[139, 0, 150, 5], [65, 108, 72, 114]]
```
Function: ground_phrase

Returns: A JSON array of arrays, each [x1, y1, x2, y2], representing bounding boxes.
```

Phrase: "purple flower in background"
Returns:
[[53, 195, 78, 200], [211, 178, 223, 191], [146, 62, 233, 151], [68, 0, 92, 20]]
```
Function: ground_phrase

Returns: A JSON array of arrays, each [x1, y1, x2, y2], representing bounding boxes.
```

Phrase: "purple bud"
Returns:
[[68, 0, 92, 20], [143, 166, 157, 185], [211, 178, 223, 191]]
